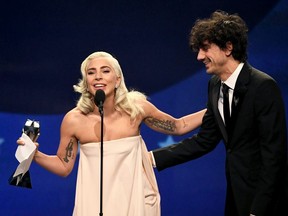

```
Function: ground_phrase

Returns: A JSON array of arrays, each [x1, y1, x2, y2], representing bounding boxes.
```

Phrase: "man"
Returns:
[[152, 10, 287, 216]]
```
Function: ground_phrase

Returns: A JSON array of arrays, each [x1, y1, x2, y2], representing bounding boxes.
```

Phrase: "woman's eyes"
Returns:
[[87, 69, 110, 75]]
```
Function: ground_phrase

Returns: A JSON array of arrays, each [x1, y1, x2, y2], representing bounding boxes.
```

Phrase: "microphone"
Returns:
[[94, 89, 106, 115], [94, 89, 105, 215]]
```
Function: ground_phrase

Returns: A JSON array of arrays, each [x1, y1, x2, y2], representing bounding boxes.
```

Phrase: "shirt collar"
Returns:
[[223, 62, 244, 90]]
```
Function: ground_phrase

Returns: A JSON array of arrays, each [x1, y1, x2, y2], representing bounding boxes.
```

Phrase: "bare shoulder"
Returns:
[[62, 108, 86, 126], [65, 107, 83, 117], [136, 98, 157, 117]]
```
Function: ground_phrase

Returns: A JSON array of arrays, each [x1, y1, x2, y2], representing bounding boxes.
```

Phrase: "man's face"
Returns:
[[196, 41, 229, 76]]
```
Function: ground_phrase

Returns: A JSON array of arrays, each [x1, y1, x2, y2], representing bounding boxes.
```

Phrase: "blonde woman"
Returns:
[[17, 51, 206, 216]]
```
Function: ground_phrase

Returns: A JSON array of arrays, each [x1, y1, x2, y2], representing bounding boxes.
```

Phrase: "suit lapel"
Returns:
[[212, 63, 250, 144], [230, 63, 249, 126]]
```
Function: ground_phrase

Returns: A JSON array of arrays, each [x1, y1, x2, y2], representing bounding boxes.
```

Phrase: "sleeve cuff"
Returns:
[[149, 151, 157, 168]]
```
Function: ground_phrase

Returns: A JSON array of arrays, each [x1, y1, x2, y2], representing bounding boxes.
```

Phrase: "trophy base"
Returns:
[[9, 171, 32, 189]]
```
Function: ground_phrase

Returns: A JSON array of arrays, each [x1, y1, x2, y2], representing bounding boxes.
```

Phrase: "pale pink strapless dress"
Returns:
[[72, 135, 160, 216]]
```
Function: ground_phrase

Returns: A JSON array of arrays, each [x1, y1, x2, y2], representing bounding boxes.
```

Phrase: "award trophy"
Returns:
[[22, 119, 40, 142], [9, 119, 40, 188]]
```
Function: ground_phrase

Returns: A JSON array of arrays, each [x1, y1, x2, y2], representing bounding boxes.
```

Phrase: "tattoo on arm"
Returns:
[[146, 117, 176, 132], [182, 118, 188, 128], [63, 139, 74, 163]]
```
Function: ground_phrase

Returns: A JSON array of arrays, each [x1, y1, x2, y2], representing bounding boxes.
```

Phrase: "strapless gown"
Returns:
[[72, 135, 160, 216]]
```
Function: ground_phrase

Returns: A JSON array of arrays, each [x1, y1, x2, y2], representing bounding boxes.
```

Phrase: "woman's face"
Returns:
[[86, 57, 120, 97]]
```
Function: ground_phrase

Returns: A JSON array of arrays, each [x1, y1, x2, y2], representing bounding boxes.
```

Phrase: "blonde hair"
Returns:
[[73, 51, 147, 119]]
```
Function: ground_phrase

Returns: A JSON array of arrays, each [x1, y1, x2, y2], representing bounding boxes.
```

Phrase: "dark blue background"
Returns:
[[1, 0, 287, 215]]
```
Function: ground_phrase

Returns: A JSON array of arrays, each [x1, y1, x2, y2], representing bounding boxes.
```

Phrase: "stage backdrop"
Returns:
[[1, 0, 287, 215]]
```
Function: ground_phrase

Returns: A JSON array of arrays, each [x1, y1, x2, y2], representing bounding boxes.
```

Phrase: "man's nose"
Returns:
[[197, 49, 205, 61]]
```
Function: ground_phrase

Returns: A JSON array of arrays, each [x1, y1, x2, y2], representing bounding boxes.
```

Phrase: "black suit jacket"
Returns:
[[153, 63, 288, 216]]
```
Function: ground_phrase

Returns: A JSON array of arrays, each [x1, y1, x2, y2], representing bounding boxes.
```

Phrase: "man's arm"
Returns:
[[151, 106, 222, 171]]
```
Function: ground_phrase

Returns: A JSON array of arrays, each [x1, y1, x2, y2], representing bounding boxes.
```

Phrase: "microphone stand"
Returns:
[[99, 103, 104, 216]]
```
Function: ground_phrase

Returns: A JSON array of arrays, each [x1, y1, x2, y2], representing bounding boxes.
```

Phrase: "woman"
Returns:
[[17, 51, 206, 216]]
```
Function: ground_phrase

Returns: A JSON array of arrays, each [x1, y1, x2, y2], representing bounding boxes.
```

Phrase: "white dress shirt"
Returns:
[[218, 63, 244, 123]]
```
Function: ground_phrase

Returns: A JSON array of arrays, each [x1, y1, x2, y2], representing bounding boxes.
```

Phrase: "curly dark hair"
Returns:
[[189, 10, 248, 62]]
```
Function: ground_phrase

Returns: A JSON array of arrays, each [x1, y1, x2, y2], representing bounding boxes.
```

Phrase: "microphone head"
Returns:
[[94, 89, 106, 107]]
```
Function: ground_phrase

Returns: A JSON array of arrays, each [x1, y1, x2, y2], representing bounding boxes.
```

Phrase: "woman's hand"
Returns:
[[16, 138, 39, 149], [16, 138, 25, 145]]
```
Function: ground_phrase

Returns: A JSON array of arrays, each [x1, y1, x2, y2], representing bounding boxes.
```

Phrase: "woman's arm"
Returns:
[[17, 112, 78, 177], [141, 99, 206, 135]]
